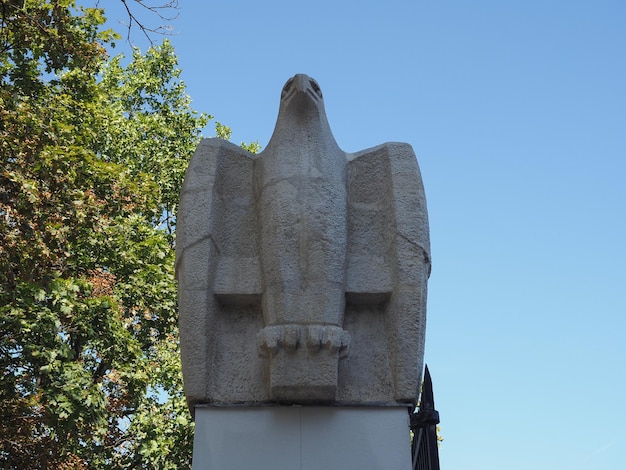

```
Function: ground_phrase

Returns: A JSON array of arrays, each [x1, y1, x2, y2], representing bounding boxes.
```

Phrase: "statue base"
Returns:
[[192, 405, 412, 469]]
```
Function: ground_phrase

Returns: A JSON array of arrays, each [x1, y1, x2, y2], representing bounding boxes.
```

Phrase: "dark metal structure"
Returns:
[[410, 365, 441, 470]]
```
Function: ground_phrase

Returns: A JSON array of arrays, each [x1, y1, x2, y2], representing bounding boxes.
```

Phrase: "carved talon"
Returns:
[[258, 324, 350, 357]]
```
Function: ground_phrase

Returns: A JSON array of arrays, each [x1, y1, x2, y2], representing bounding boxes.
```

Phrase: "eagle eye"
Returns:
[[309, 79, 322, 98], [281, 78, 294, 98]]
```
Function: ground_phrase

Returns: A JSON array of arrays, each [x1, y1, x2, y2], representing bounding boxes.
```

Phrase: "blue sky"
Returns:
[[106, 1, 625, 468]]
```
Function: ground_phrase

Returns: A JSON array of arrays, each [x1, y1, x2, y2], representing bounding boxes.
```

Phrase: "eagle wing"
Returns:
[[346, 142, 431, 403], [176, 138, 261, 411]]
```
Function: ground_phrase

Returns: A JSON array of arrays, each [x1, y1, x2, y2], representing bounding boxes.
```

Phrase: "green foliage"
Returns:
[[215, 120, 261, 154], [97, 41, 210, 235], [0, 1, 242, 468]]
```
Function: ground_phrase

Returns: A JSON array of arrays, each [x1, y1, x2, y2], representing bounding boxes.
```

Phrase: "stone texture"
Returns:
[[176, 74, 430, 409]]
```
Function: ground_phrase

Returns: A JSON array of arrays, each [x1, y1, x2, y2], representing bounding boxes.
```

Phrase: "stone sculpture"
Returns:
[[176, 74, 430, 412]]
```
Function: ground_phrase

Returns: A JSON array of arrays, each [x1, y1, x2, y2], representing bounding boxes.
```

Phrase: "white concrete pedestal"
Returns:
[[192, 406, 412, 469]]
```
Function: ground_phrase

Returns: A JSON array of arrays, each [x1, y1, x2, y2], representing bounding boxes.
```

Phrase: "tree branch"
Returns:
[[118, 0, 180, 44]]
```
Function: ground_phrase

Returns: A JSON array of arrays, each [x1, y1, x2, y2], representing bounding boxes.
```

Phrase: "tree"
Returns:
[[0, 1, 241, 467]]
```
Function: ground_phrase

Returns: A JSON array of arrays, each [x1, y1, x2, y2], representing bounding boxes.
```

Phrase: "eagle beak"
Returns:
[[281, 74, 323, 107]]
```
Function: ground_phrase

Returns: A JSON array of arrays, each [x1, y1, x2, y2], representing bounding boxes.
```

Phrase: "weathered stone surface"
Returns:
[[176, 74, 430, 410]]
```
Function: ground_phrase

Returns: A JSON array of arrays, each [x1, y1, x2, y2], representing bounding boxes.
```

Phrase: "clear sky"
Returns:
[[106, 1, 625, 468]]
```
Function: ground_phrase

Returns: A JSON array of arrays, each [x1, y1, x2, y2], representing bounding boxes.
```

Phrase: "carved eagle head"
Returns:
[[266, 74, 340, 154], [276, 73, 330, 121], [280, 74, 324, 109]]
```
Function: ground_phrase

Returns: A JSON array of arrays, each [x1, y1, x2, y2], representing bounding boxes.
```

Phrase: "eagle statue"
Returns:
[[176, 74, 430, 413]]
